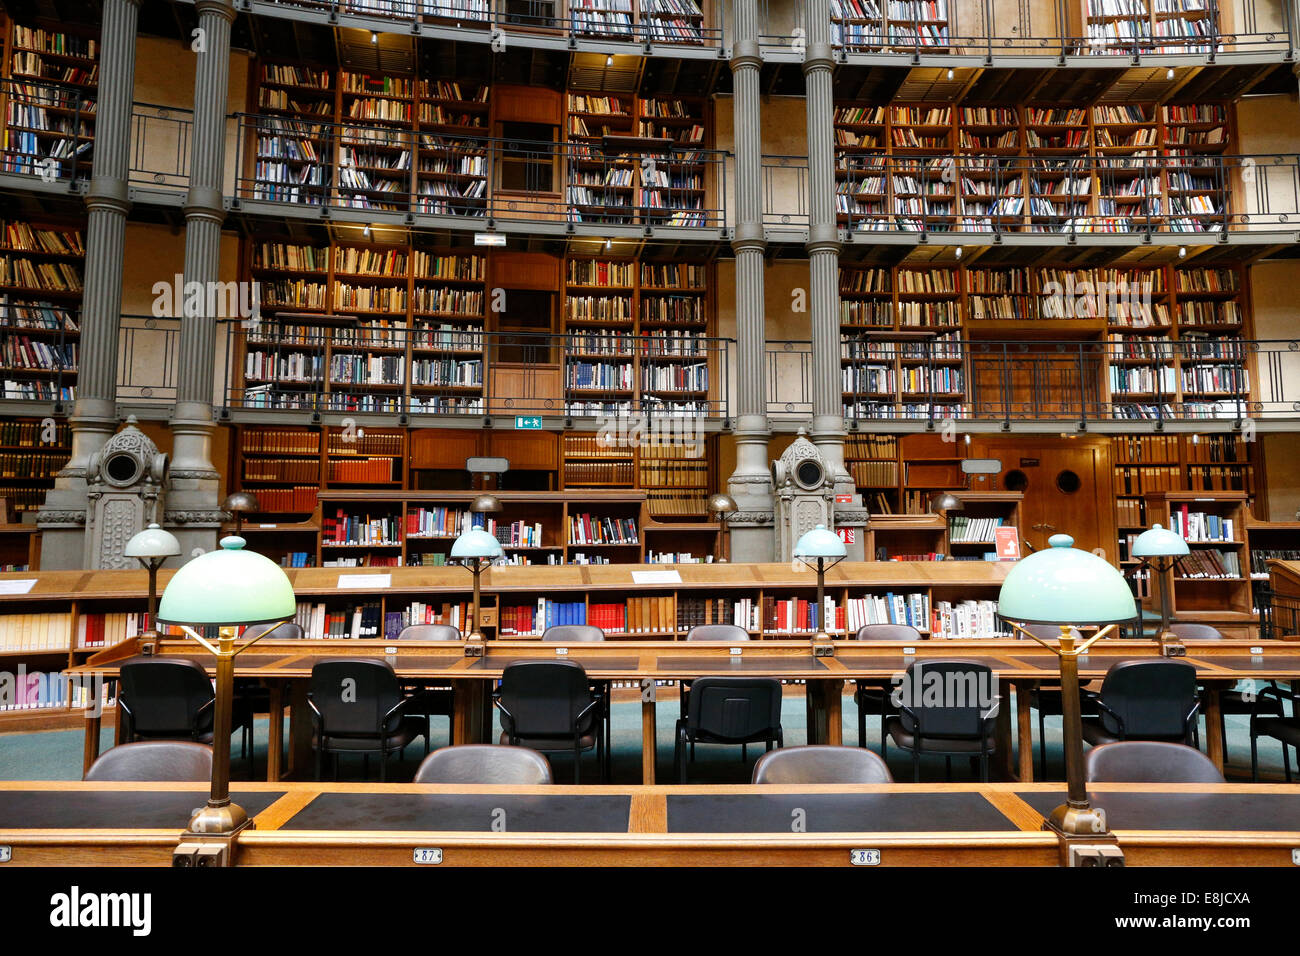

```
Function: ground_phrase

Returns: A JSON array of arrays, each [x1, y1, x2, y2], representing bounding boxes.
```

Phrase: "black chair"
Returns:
[[884, 660, 999, 782], [414, 744, 553, 784], [541, 624, 610, 758], [851, 623, 921, 756], [680, 624, 750, 716], [1079, 659, 1201, 747], [674, 676, 783, 783], [752, 745, 892, 784], [1250, 682, 1299, 782], [1084, 741, 1225, 783], [84, 741, 214, 782], [395, 623, 459, 745], [494, 660, 606, 784], [1021, 625, 1098, 779], [307, 659, 429, 781], [541, 625, 605, 643], [119, 658, 255, 766]]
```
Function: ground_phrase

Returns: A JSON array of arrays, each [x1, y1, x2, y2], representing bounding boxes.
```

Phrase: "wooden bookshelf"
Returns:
[[0, 18, 98, 182], [0, 217, 82, 404], [1145, 490, 1253, 618], [0, 417, 69, 523]]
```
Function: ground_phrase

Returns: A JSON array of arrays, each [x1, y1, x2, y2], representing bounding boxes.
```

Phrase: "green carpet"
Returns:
[[0, 692, 1291, 783]]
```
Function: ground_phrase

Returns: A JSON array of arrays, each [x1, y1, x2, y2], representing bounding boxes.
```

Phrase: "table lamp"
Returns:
[[156, 535, 296, 852], [998, 533, 1136, 858], [452, 525, 503, 656], [930, 491, 964, 515], [793, 523, 847, 654], [221, 491, 259, 535], [1131, 522, 1190, 655], [709, 492, 737, 562], [123, 522, 181, 647]]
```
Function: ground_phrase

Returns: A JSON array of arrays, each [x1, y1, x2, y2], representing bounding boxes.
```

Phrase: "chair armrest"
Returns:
[[381, 696, 418, 733], [494, 697, 514, 735], [574, 696, 601, 733], [1092, 698, 1125, 736], [192, 697, 215, 735], [1183, 697, 1202, 728], [306, 696, 323, 730]]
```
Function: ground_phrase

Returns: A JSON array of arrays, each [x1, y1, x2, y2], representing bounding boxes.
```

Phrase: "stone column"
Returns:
[[36, 0, 142, 568], [167, 0, 237, 555], [726, 0, 775, 562], [802, 0, 866, 558]]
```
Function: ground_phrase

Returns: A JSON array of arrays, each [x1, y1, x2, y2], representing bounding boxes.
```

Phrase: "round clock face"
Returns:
[[796, 459, 824, 490]]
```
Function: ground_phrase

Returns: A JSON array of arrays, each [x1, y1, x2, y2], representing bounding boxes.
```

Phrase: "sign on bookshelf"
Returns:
[[514, 416, 543, 430]]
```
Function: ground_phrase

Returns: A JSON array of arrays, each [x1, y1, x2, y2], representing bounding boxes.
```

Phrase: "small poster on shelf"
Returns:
[[994, 527, 1020, 561]]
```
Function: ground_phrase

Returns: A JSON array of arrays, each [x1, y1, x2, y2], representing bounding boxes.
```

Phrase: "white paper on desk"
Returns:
[[337, 573, 391, 589], [632, 570, 682, 584], [0, 579, 36, 594]]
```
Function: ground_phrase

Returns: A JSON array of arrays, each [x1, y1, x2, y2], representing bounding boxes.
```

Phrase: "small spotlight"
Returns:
[[1166, 68, 1175, 80], [604, 238, 612, 249], [955, 246, 963, 260], [1178, 246, 1187, 258], [371, 31, 378, 43], [363, 225, 371, 237], [1192, 433, 1200, 444], [947, 68, 954, 80], [606, 55, 614, 66]]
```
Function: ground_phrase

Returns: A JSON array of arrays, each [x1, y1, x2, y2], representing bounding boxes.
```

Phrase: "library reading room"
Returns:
[[0, 0, 1299, 898]]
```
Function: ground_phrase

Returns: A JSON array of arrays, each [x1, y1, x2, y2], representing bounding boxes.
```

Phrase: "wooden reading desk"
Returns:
[[0, 781, 1297, 867], [76, 637, 1300, 784]]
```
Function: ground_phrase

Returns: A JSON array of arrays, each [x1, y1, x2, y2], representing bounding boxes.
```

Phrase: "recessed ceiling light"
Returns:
[[606, 55, 614, 67], [371, 31, 378, 43], [947, 68, 954, 80]]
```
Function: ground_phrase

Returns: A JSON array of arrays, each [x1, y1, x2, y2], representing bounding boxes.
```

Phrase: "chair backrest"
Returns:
[[1084, 741, 1225, 783], [685, 677, 783, 741], [854, 623, 922, 642], [119, 659, 215, 736], [398, 623, 461, 641], [1097, 659, 1200, 738], [1017, 624, 1082, 642], [541, 625, 605, 643], [309, 659, 405, 736], [896, 660, 997, 739], [414, 745, 553, 784], [752, 745, 893, 784], [243, 621, 304, 641], [1167, 623, 1223, 641], [685, 624, 750, 642], [84, 741, 214, 782], [497, 660, 598, 738]]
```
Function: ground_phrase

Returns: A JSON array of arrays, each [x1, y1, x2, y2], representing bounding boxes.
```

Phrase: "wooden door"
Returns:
[[975, 437, 1117, 562]]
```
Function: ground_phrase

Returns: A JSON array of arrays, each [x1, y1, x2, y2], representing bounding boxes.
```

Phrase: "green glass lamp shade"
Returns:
[[1131, 522, 1190, 558], [793, 523, 847, 560], [156, 535, 296, 626], [124, 523, 181, 560], [998, 533, 1137, 626], [451, 527, 504, 559]]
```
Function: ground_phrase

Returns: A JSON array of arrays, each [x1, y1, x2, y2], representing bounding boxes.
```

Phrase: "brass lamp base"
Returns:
[[185, 800, 253, 836], [1045, 802, 1108, 837]]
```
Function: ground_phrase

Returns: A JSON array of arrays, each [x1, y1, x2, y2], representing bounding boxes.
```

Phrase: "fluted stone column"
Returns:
[[726, 0, 775, 562], [36, 0, 142, 568], [803, 0, 865, 558], [167, 0, 236, 555]]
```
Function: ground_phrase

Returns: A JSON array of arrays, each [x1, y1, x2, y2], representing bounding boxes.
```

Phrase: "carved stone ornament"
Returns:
[[165, 510, 228, 526], [728, 510, 775, 525], [36, 510, 86, 527]]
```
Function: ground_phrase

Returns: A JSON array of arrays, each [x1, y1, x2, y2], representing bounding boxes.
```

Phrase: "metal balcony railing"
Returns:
[[129, 103, 194, 191], [771, 337, 1300, 426], [248, 0, 728, 47], [761, 0, 1294, 59], [762, 152, 1300, 236], [221, 322, 731, 420], [234, 114, 728, 228], [117, 315, 181, 407]]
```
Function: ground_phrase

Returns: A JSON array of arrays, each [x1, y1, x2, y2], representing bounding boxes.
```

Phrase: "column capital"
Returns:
[[183, 186, 227, 219], [84, 180, 132, 214], [194, 0, 238, 19], [730, 39, 762, 69], [801, 44, 836, 72], [805, 227, 841, 254]]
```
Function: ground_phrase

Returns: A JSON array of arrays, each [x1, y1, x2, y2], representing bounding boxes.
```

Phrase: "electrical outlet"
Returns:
[[173, 843, 228, 867], [1292, 849, 1300, 866], [0, 845, 10, 863], [1067, 844, 1125, 867]]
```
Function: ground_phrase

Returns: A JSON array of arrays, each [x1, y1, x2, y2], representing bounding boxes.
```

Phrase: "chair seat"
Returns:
[[885, 718, 993, 755], [1254, 716, 1300, 747], [1080, 718, 1189, 747], [499, 730, 597, 752], [318, 718, 422, 753]]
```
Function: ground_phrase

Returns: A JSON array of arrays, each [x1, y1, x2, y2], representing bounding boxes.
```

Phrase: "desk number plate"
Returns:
[[850, 849, 881, 866], [1292, 849, 1300, 866], [413, 848, 443, 865], [0, 846, 10, 863]]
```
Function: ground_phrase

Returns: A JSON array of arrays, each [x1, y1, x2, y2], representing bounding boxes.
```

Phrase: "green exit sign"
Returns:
[[514, 416, 543, 430]]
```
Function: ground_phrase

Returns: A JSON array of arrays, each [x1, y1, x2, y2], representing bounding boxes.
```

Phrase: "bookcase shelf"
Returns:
[[0, 217, 83, 403]]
